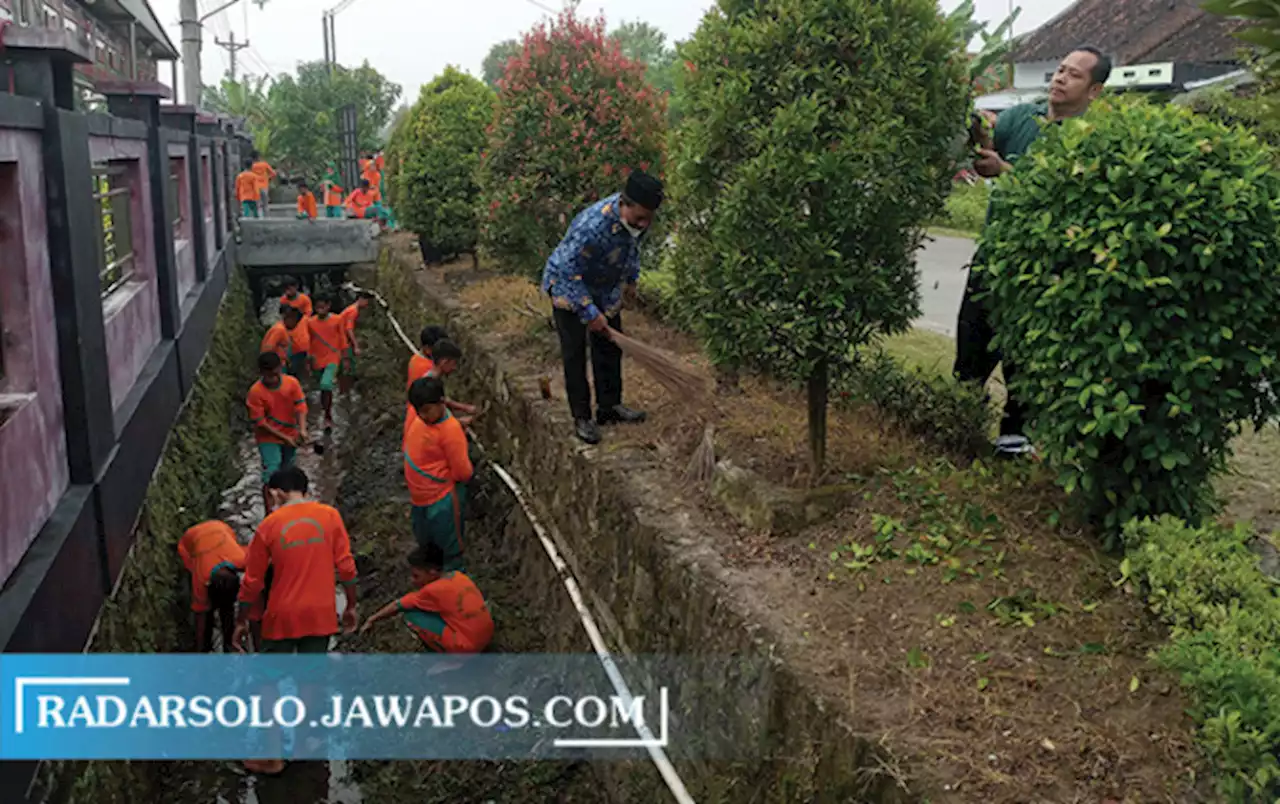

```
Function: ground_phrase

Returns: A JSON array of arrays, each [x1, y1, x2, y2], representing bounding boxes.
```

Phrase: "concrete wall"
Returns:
[[168, 142, 195, 307], [0, 129, 68, 589]]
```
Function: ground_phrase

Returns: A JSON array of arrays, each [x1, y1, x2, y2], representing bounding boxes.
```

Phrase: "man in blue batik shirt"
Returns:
[[542, 171, 664, 445]]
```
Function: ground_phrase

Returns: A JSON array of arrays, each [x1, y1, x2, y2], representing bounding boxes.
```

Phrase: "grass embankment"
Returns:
[[405, 232, 1206, 802], [33, 270, 258, 804]]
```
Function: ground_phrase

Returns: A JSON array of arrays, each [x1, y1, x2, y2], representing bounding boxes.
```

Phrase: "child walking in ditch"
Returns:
[[246, 352, 308, 514], [361, 543, 493, 658], [338, 293, 371, 393], [404, 377, 473, 572], [260, 304, 311, 380], [280, 276, 313, 317], [307, 292, 349, 432]]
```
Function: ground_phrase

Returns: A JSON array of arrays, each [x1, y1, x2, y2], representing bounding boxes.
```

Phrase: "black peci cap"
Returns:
[[625, 171, 664, 211]]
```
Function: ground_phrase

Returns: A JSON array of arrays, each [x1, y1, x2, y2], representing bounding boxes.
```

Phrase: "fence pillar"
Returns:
[[200, 115, 226, 253], [98, 80, 181, 339], [160, 105, 207, 285], [10, 35, 116, 487]]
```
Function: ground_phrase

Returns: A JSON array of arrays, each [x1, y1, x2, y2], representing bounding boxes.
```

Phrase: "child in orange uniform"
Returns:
[[235, 162, 261, 219], [247, 352, 308, 513], [307, 292, 349, 431], [361, 543, 493, 654], [338, 294, 370, 393], [279, 276, 313, 317], [261, 305, 311, 379], [178, 520, 247, 653], [232, 465, 358, 776], [345, 179, 378, 219], [295, 180, 318, 220], [404, 377, 473, 571], [402, 325, 447, 442], [250, 151, 277, 215]]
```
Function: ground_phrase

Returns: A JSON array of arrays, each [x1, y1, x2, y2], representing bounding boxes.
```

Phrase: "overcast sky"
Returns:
[[150, 0, 1074, 105]]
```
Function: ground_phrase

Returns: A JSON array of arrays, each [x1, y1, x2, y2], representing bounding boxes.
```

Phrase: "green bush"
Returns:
[[839, 349, 993, 457], [978, 99, 1280, 533], [668, 0, 969, 473], [478, 9, 667, 278], [931, 180, 989, 234], [385, 68, 494, 256], [1124, 516, 1280, 799]]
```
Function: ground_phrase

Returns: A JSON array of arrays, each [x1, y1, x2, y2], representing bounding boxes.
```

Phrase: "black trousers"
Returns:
[[954, 266, 1027, 438], [203, 574, 241, 653], [553, 307, 623, 420]]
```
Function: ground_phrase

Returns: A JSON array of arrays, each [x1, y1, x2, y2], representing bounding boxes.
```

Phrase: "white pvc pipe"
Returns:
[[349, 281, 696, 804]]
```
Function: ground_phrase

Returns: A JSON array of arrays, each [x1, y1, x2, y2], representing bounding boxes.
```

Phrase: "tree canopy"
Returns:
[[263, 61, 401, 178]]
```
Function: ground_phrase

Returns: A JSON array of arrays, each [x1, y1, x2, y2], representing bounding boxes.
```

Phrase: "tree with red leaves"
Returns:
[[479, 9, 667, 279]]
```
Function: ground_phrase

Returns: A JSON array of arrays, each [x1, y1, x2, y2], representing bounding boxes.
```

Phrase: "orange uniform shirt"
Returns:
[[346, 188, 377, 217], [361, 167, 382, 192], [235, 170, 260, 202], [238, 501, 357, 641], [280, 293, 313, 317], [307, 313, 349, 368], [178, 521, 246, 613], [398, 571, 493, 653], [296, 190, 318, 219], [404, 411, 472, 507], [403, 355, 436, 441], [251, 160, 276, 192], [246, 376, 307, 445], [375, 153, 385, 172], [340, 303, 361, 334], [262, 320, 311, 359], [324, 183, 345, 207]]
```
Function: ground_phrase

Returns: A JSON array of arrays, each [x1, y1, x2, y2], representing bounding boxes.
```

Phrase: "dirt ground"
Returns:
[[402, 233, 1209, 803]]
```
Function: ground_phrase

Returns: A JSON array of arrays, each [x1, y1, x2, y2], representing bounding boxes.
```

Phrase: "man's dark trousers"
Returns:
[[553, 307, 623, 420], [954, 264, 1027, 438]]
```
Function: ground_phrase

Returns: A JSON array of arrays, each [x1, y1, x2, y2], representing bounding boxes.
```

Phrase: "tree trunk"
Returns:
[[807, 357, 829, 481]]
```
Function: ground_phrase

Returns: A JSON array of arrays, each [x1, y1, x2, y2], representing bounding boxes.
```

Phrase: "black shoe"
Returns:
[[575, 418, 601, 445], [597, 405, 647, 426]]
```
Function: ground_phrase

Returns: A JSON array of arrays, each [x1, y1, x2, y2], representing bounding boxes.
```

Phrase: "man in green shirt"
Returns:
[[955, 46, 1112, 457]]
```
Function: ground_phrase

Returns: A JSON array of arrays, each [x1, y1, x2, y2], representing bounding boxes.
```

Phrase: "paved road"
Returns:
[[915, 234, 975, 337]]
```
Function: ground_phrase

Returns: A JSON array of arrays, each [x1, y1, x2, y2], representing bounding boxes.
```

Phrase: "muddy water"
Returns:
[[150, 294, 600, 804]]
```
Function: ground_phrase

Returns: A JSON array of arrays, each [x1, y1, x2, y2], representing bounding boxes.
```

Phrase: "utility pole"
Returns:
[[215, 31, 251, 80], [180, 0, 202, 105]]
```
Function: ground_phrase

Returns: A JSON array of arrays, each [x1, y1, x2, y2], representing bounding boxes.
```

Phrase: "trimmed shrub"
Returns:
[[478, 9, 667, 278], [978, 99, 1280, 533], [1124, 516, 1280, 799], [667, 0, 969, 473], [385, 67, 494, 258], [839, 349, 993, 458]]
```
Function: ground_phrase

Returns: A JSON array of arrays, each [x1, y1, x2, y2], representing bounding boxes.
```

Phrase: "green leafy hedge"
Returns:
[[385, 68, 494, 257], [1124, 516, 1280, 800], [979, 99, 1280, 534]]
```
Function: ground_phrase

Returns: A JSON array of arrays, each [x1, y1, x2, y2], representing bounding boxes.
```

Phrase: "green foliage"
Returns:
[[482, 39, 521, 88], [385, 68, 494, 256], [668, 0, 969, 471], [1124, 516, 1280, 799], [977, 99, 1280, 534], [610, 19, 677, 94], [931, 179, 990, 234], [265, 61, 402, 178], [839, 349, 994, 457], [478, 10, 667, 278], [944, 0, 1021, 85], [202, 75, 273, 154], [1203, 0, 1280, 65], [1190, 85, 1280, 150]]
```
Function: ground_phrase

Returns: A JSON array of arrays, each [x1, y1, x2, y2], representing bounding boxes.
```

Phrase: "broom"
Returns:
[[606, 327, 709, 403], [684, 423, 716, 485]]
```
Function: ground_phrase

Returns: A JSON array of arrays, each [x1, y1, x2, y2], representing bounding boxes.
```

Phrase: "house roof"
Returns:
[[1011, 0, 1249, 65]]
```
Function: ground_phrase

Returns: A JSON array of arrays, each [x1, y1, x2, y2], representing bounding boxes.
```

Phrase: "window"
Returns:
[[1043, 72, 1053, 84], [168, 159, 185, 236], [92, 163, 135, 298]]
